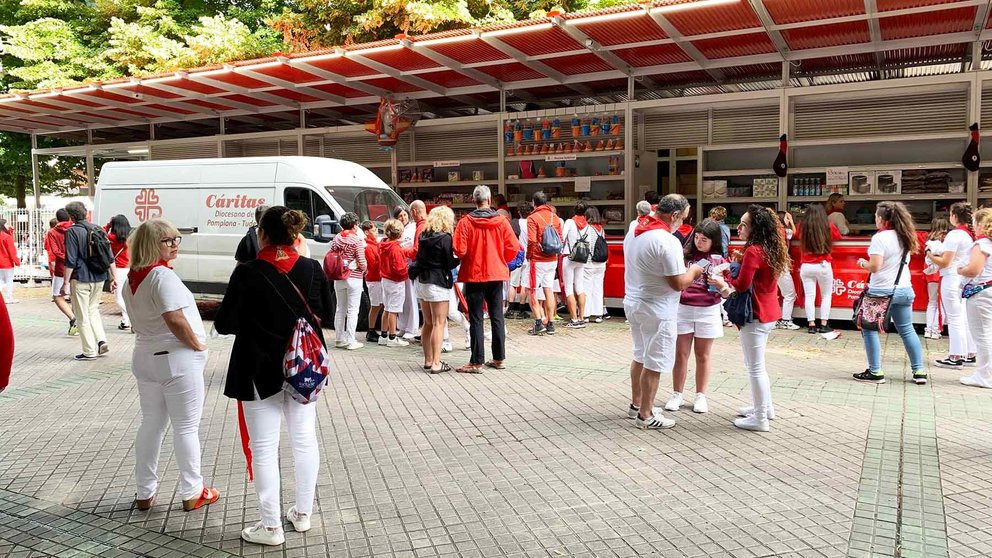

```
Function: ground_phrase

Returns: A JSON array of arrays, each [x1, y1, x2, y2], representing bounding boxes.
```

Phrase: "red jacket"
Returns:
[[526, 205, 563, 263], [0, 231, 19, 269], [364, 232, 381, 282], [379, 239, 409, 282], [729, 245, 782, 324], [404, 219, 426, 260], [453, 208, 520, 282], [0, 290, 11, 391], [44, 221, 71, 276]]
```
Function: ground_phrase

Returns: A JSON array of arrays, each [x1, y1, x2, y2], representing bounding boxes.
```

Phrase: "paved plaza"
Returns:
[[2, 286, 992, 558]]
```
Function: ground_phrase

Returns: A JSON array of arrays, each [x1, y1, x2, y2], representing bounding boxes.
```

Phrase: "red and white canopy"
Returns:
[[2, 0, 991, 134]]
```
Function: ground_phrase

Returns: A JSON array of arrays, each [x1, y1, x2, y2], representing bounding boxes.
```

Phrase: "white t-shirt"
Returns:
[[866, 230, 911, 290], [828, 212, 850, 236], [972, 238, 992, 284], [940, 228, 973, 277], [124, 267, 206, 351], [628, 219, 640, 235], [623, 227, 686, 311], [516, 218, 528, 258]]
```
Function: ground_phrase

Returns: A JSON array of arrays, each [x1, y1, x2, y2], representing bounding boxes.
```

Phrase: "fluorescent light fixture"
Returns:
[[483, 22, 553, 38], [566, 10, 648, 25], [291, 52, 344, 64], [127, 148, 149, 154], [351, 43, 403, 56], [415, 34, 477, 47], [651, 0, 738, 14], [141, 75, 183, 85]]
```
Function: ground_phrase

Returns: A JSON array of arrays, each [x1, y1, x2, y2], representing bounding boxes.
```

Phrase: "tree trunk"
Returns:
[[14, 175, 26, 209]]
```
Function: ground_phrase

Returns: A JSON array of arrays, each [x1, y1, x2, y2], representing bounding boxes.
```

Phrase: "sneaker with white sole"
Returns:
[[634, 414, 676, 430], [935, 357, 964, 369], [441, 342, 453, 353], [626, 404, 639, 419], [738, 405, 775, 420], [378, 335, 388, 346], [964, 356, 977, 367], [692, 394, 708, 414], [780, 320, 800, 330], [463, 339, 471, 350], [912, 371, 928, 385], [401, 332, 416, 340], [663, 392, 684, 412], [344, 341, 364, 350], [335, 341, 348, 348], [241, 522, 285, 546], [734, 415, 769, 432], [386, 337, 409, 347], [286, 506, 311, 533]]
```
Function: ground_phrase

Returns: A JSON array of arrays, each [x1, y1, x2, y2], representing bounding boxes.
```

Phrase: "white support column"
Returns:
[[969, 71, 982, 207], [625, 103, 635, 225], [30, 134, 41, 209]]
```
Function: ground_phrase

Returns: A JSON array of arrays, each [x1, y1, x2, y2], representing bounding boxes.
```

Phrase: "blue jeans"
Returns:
[[861, 287, 924, 374]]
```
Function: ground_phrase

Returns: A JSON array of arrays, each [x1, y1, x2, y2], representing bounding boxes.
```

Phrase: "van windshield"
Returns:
[[325, 186, 407, 226]]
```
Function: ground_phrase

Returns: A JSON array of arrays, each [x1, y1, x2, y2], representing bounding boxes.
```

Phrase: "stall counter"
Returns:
[[602, 236, 930, 322]]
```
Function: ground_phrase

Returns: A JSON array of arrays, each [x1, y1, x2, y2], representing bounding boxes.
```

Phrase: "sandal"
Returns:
[[484, 360, 506, 370], [429, 362, 452, 374], [183, 486, 220, 512], [135, 495, 155, 511], [455, 364, 483, 374]]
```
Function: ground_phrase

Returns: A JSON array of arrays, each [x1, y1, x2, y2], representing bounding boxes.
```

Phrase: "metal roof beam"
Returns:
[[748, 1, 791, 61], [552, 16, 634, 76], [182, 72, 302, 109], [287, 59, 392, 98], [402, 39, 502, 90], [344, 50, 448, 95], [970, 2, 991, 70], [648, 11, 729, 83], [477, 34, 593, 96], [864, 0, 885, 73], [235, 65, 348, 105], [68, 88, 194, 120], [134, 81, 276, 112], [0, 100, 126, 125]]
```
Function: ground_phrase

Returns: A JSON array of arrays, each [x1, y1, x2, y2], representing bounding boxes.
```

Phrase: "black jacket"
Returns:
[[235, 226, 260, 262], [215, 257, 333, 401], [413, 231, 457, 289]]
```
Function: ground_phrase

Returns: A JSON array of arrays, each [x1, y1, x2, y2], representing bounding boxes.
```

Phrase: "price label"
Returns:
[[826, 167, 849, 186], [574, 177, 592, 193], [432, 160, 461, 168], [545, 154, 577, 162]]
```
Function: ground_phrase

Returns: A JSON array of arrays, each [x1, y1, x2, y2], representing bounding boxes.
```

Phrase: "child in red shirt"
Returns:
[[378, 219, 409, 347]]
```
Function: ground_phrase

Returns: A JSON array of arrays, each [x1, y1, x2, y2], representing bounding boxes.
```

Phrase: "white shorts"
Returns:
[[52, 276, 64, 298], [509, 263, 527, 288], [524, 260, 557, 300], [624, 299, 677, 374], [676, 304, 724, 339], [367, 281, 383, 307], [561, 258, 586, 296], [416, 280, 450, 303], [382, 279, 406, 313]]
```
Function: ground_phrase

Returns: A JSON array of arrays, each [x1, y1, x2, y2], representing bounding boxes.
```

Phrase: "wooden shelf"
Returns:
[[504, 149, 624, 162], [397, 180, 490, 188], [846, 193, 966, 201], [701, 197, 778, 204], [703, 169, 777, 178], [978, 192, 992, 199], [545, 199, 624, 206], [790, 163, 963, 173], [787, 196, 830, 202], [398, 158, 497, 167], [505, 176, 624, 185]]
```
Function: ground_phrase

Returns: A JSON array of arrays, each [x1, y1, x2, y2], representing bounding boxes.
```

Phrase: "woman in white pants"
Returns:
[[583, 207, 608, 323], [710, 206, 791, 432], [561, 202, 590, 328], [216, 206, 334, 546], [930, 202, 978, 369], [122, 219, 218, 513], [959, 208, 992, 387], [797, 204, 841, 335], [107, 215, 133, 330]]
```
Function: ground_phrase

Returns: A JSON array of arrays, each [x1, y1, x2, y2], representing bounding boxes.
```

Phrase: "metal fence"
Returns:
[[0, 208, 58, 282]]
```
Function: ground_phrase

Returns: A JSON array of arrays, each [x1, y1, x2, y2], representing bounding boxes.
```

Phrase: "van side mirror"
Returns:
[[314, 214, 340, 242]]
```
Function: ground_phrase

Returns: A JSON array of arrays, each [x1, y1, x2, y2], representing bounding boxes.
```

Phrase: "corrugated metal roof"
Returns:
[[495, 26, 585, 56], [573, 13, 669, 46], [692, 32, 778, 59], [612, 43, 694, 67], [879, 5, 976, 40], [657, 0, 763, 35], [761, 0, 865, 24], [781, 21, 872, 50], [876, 0, 963, 12]]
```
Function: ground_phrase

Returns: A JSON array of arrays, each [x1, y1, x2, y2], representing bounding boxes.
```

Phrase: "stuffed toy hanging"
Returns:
[[963, 123, 981, 172], [773, 134, 788, 178], [365, 98, 414, 149]]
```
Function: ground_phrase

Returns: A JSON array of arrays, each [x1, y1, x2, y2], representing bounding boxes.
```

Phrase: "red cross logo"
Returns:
[[135, 188, 163, 222]]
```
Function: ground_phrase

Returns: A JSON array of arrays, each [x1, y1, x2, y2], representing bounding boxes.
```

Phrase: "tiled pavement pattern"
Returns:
[[2, 287, 992, 557]]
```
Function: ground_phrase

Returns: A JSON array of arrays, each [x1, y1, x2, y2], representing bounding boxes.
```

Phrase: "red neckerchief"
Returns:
[[827, 209, 841, 215], [257, 245, 299, 274], [591, 223, 603, 233], [677, 223, 693, 237], [978, 234, 988, 241], [128, 261, 169, 294], [634, 215, 672, 237], [878, 222, 888, 232], [956, 224, 975, 240], [572, 216, 588, 230], [340, 229, 356, 237]]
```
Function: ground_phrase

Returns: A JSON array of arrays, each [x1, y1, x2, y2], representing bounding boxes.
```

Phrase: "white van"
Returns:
[[94, 156, 406, 294]]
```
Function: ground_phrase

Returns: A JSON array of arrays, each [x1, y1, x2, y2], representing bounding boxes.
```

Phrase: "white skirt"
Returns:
[[416, 280, 451, 303]]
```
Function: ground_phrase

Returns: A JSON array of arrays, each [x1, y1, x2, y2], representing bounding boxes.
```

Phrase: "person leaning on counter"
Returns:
[[825, 193, 851, 236]]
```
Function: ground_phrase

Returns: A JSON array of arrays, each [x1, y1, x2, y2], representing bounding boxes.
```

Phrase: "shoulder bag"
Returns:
[[853, 249, 909, 332]]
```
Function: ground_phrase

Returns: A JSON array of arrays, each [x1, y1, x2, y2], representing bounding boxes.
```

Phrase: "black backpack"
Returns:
[[569, 231, 591, 264], [78, 223, 115, 274], [591, 229, 609, 263]]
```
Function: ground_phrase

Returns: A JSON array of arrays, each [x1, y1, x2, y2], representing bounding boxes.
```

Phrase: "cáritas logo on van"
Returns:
[[205, 194, 266, 208], [135, 188, 163, 221]]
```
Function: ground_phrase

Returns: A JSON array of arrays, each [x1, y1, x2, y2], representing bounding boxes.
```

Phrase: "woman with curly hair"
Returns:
[[710, 205, 790, 432]]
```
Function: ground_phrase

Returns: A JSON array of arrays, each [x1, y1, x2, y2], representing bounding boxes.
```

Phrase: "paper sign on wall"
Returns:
[[546, 154, 577, 162], [432, 160, 460, 168], [574, 177, 592, 193], [826, 167, 849, 186]]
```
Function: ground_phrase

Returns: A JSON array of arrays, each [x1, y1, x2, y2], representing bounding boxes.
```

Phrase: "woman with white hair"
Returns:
[[628, 201, 652, 234], [123, 219, 218, 513]]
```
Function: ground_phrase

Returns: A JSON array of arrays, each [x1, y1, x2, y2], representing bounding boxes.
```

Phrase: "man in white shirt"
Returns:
[[624, 194, 705, 430]]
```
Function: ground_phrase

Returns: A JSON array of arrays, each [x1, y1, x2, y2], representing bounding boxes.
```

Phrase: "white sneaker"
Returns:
[[663, 392, 684, 412], [738, 405, 775, 420], [634, 413, 676, 430], [386, 337, 409, 347], [335, 341, 348, 348], [463, 339, 471, 350], [242, 522, 285, 546], [692, 394, 708, 414], [402, 332, 416, 340], [734, 415, 769, 432], [287, 506, 311, 533], [378, 336, 388, 346], [626, 405, 662, 419], [344, 341, 364, 350], [780, 320, 800, 331], [441, 342, 453, 353]]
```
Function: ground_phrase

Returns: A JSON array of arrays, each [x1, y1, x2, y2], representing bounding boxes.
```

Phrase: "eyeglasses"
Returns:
[[161, 237, 182, 247]]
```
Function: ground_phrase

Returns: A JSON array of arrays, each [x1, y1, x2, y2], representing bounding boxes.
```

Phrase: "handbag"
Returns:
[[723, 288, 754, 327], [853, 249, 908, 332]]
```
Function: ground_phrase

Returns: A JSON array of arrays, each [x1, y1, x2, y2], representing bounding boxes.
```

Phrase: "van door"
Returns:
[[282, 185, 340, 261]]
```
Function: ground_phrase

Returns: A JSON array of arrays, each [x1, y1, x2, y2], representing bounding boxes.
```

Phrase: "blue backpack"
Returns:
[[539, 215, 562, 256]]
